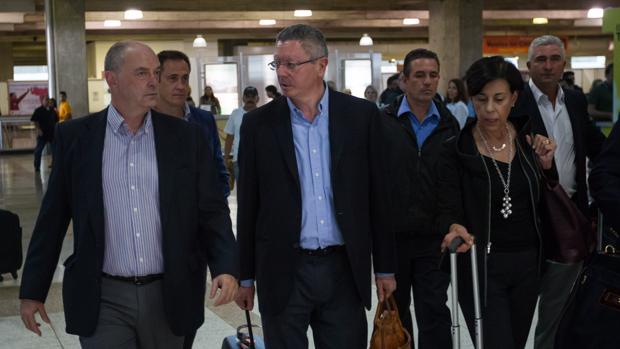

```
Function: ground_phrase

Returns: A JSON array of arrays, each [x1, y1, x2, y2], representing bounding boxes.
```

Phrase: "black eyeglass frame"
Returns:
[[267, 56, 326, 71]]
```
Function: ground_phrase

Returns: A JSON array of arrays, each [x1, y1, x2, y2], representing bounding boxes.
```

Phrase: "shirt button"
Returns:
[[136, 233, 140, 237], [318, 196, 323, 200], [312, 149, 317, 153], [133, 207, 138, 212], [139, 258, 144, 263], [130, 162, 135, 167], [320, 220, 325, 224], [315, 173, 319, 177], [131, 185, 135, 190]]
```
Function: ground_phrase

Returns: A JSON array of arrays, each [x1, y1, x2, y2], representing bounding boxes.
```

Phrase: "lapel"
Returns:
[[271, 97, 301, 189], [151, 110, 182, 244], [328, 89, 346, 174], [522, 84, 549, 137], [562, 88, 582, 144], [83, 109, 107, 249]]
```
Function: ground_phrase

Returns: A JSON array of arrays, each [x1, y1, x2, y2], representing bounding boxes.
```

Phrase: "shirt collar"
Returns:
[[107, 104, 152, 135], [182, 102, 192, 121], [529, 79, 565, 105], [287, 83, 329, 123], [397, 96, 440, 121]]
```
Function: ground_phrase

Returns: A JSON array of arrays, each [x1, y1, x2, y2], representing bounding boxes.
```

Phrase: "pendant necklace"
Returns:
[[477, 124, 513, 219]]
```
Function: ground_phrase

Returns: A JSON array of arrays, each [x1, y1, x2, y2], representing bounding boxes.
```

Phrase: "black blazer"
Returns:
[[19, 109, 239, 336], [511, 84, 606, 214], [237, 89, 396, 317], [590, 120, 620, 232]]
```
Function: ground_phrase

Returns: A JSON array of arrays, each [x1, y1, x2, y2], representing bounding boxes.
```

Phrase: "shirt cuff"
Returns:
[[240, 279, 255, 288], [375, 273, 394, 278]]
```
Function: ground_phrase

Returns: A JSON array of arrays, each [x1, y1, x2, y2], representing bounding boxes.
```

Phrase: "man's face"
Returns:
[[527, 44, 566, 89], [105, 44, 160, 112], [158, 59, 190, 108], [402, 58, 439, 105], [275, 40, 327, 100]]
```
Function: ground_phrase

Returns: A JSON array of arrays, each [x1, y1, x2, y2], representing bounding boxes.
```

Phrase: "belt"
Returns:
[[297, 245, 345, 256], [102, 273, 164, 285]]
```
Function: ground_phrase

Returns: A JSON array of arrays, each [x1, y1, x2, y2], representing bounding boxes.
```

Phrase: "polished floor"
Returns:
[[0, 153, 535, 349]]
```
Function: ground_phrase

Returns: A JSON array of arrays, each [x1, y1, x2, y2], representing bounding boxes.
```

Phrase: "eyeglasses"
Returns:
[[268, 56, 325, 71]]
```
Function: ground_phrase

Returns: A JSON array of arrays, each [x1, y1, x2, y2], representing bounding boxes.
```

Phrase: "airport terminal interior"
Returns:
[[1, 0, 619, 348]]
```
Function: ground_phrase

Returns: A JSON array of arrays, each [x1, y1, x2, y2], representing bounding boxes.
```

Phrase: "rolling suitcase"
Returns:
[[221, 309, 265, 349], [448, 237, 483, 349], [0, 209, 22, 282]]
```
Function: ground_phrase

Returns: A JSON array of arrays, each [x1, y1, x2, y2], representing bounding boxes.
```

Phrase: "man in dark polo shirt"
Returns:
[[31, 95, 58, 172]]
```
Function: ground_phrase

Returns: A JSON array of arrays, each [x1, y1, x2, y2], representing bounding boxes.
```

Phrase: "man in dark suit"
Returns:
[[155, 49, 230, 198], [510, 35, 605, 349], [590, 120, 620, 232], [19, 41, 239, 348], [234, 24, 396, 348]]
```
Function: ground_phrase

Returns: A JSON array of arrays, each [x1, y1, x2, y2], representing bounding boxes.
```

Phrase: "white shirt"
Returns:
[[529, 79, 577, 197], [446, 101, 469, 129], [224, 106, 247, 162]]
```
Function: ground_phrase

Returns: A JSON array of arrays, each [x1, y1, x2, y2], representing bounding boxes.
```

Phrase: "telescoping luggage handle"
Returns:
[[235, 301, 258, 349], [448, 237, 483, 349]]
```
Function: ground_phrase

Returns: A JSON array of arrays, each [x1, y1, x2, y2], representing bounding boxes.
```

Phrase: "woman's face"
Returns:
[[364, 87, 378, 102], [473, 79, 518, 133], [204, 86, 213, 96], [447, 81, 458, 100]]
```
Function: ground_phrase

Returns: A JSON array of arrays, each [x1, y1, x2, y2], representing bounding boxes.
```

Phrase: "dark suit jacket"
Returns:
[[188, 106, 230, 196], [590, 120, 620, 232], [511, 83, 606, 215], [237, 89, 396, 317], [19, 108, 239, 337]]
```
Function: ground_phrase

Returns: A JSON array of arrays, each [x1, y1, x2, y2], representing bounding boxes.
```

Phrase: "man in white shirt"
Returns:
[[511, 35, 605, 349], [224, 86, 259, 184]]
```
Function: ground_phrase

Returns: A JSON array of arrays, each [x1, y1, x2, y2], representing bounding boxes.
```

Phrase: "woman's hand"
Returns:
[[441, 223, 474, 253], [526, 134, 556, 170]]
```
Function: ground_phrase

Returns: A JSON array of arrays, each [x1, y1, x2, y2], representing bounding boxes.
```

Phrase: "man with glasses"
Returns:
[[235, 24, 396, 348]]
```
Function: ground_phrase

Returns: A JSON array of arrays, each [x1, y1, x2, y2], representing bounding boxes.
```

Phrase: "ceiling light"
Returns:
[[532, 17, 548, 25], [359, 33, 373, 46], [259, 19, 276, 26], [588, 8, 604, 19], [403, 18, 420, 25], [294, 10, 312, 17], [192, 35, 207, 48], [124, 9, 143, 20], [103, 20, 121, 27]]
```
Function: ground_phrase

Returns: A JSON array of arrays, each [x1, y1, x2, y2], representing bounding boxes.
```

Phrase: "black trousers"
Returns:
[[261, 249, 367, 349], [460, 248, 539, 349], [33, 136, 52, 170], [393, 238, 452, 349]]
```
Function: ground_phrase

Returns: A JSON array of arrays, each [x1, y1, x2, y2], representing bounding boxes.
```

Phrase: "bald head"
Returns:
[[104, 41, 155, 72]]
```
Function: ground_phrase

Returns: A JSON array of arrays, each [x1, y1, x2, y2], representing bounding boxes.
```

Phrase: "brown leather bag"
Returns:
[[369, 295, 412, 349]]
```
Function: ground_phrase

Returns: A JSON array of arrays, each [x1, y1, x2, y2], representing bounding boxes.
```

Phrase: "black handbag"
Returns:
[[554, 215, 620, 349]]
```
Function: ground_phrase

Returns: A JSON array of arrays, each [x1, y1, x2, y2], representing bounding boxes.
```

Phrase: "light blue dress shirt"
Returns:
[[397, 97, 440, 148]]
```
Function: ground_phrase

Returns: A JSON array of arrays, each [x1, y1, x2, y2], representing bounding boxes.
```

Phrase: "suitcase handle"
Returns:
[[448, 237, 464, 253]]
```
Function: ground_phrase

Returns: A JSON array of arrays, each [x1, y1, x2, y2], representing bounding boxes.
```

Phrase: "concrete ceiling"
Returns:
[[0, 0, 618, 65]]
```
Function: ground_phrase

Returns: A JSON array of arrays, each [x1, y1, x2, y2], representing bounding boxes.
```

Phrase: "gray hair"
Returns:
[[276, 24, 328, 59], [528, 35, 565, 61], [104, 41, 148, 72]]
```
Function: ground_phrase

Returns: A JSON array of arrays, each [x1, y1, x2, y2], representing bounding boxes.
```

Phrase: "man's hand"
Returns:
[[210, 274, 238, 306], [234, 285, 255, 310], [441, 223, 474, 253], [375, 275, 396, 303], [20, 299, 50, 336]]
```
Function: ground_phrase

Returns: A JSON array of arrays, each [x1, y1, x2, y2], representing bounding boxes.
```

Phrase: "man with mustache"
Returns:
[[234, 24, 396, 348], [19, 41, 239, 348]]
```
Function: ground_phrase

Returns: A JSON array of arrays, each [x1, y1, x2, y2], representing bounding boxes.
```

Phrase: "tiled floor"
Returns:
[[0, 153, 536, 349]]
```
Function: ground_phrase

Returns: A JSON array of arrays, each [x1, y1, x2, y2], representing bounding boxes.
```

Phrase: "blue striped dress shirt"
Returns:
[[101, 105, 164, 276]]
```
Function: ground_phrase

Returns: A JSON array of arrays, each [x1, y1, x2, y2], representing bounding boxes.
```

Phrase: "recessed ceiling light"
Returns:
[[532, 17, 548, 25], [403, 18, 420, 25], [259, 19, 276, 26], [294, 10, 312, 17], [588, 8, 604, 19], [103, 20, 121, 27], [124, 9, 143, 20]]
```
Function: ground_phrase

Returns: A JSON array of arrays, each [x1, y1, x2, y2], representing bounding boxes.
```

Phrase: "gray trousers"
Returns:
[[79, 277, 185, 349], [534, 259, 583, 349], [261, 250, 367, 349]]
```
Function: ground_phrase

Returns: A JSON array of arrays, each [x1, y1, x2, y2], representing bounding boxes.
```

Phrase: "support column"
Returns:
[[0, 43, 14, 81], [429, 0, 483, 93], [49, 0, 88, 117]]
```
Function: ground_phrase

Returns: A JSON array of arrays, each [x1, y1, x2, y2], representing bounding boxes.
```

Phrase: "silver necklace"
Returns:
[[477, 124, 513, 219], [492, 143, 506, 152]]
